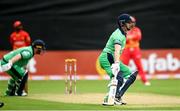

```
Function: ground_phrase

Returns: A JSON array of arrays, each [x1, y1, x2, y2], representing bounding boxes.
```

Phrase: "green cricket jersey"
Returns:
[[3, 46, 34, 67], [0, 46, 34, 80], [103, 28, 126, 55], [99, 28, 131, 78]]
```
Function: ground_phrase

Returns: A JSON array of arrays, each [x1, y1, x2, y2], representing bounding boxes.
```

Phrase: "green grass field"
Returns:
[[0, 79, 180, 110]]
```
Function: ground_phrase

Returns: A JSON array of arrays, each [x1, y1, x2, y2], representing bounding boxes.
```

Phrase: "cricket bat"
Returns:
[[104, 70, 118, 106], [107, 77, 118, 105]]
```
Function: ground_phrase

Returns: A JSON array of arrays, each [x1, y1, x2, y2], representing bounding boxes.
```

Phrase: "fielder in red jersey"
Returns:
[[120, 17, 151, 86], [10, 21, 31, 50]]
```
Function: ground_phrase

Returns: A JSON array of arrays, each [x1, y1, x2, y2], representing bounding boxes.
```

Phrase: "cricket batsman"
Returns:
[[120, 17, 150, 86], [0, 39, 46, 96], [98, 14, 138, 105]]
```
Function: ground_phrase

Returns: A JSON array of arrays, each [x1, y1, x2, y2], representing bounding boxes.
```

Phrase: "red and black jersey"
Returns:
[[10, 30, 31, 50]]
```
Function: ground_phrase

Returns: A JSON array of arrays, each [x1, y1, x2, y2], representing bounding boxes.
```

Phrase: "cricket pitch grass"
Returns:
[[0, 79, 180, 110]]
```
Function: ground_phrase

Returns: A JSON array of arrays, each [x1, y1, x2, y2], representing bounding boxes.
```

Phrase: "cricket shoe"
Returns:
[[102, 102, 114, 106], [21, 91, 28, 96], [15, 91, 27, 96], [102, 95, 114, 106], [144, 81, 151, 86], [114, 98, 127, 105]]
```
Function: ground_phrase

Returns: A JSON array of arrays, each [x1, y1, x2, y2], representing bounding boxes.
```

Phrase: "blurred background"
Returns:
[[0, 0, 180, 80]]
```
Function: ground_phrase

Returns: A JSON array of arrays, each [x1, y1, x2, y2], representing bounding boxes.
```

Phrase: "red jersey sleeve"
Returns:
[[23, 31, 31, 46]]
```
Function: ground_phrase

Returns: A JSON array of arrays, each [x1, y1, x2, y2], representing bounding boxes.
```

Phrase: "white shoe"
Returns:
[[21, 91, 28, 96], [15, 91, 28, 96], [144, 81, 151, 86], [114, 98, 127, 105], [102, 95, 114, 106], [102, 102, 114, 106]]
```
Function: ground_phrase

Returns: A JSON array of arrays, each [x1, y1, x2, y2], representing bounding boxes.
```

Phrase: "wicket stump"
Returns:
[[65, 59, 77, 94]]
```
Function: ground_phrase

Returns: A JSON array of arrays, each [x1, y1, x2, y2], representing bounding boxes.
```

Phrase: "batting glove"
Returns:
[[111, 62, 120, 77], [1, 61, 12, 72]]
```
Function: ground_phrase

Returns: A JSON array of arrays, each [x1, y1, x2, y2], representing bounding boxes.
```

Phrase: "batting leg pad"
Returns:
[[116, 71, 138, 98], [103, 78, 118, 105], [16, 72, 28, 96], [115, 72, 124, 97], [5, 78, 16, 96]]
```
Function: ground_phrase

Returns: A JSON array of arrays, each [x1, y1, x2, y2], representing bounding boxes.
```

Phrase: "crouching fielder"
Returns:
[[98, 14, 137, 106], [0, 39, 46, 96]]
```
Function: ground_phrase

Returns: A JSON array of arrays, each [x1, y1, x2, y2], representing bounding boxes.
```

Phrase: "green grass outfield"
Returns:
[[0, 79, 180, 110]]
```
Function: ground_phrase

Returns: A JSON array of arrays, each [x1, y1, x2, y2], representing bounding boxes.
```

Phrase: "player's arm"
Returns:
[[111, 43, 121, 77], [26, 36, 31, 46], [25, 32, 31, 46], [135, 28, 142, 41], [0, 54, 22, 72], [10, 54, 22, 64], [114, 44, 121, 63]]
